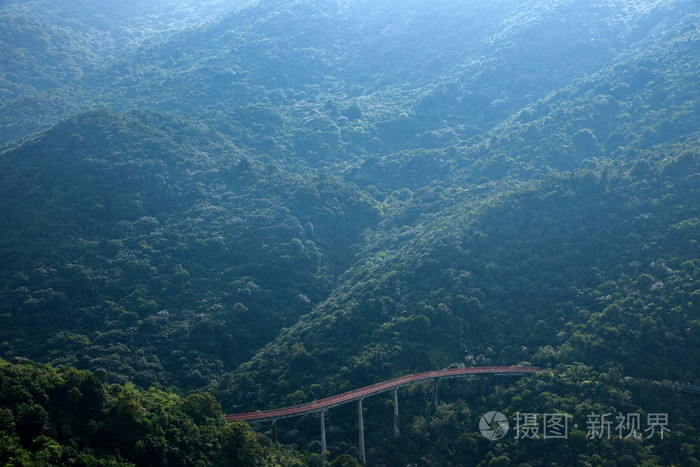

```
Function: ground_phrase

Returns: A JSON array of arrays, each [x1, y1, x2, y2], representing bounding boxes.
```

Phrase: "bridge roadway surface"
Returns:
[[225, 366, 541, 423]]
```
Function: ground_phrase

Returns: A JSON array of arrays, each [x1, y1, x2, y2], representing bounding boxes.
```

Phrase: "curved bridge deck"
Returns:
[[225, 366, 541, 422]]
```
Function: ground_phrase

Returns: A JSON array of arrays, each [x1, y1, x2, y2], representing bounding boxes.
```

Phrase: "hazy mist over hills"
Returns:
[[1, 0, 699, 465]]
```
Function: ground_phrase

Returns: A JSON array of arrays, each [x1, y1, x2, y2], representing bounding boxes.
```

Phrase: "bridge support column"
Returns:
[[433, 379, 439, 411], [320, 411, 327, 454], [272, 420, 278, 444], [481, 375, 488, 396], [393, 389, 400, 438], [358, 399, 366, 465]]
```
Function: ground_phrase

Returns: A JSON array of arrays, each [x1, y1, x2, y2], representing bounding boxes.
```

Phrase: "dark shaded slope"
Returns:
[[0, 110, 381, 388]]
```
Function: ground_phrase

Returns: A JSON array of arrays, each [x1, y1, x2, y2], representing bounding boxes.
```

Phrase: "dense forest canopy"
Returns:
[[1, 0, 699, 465]]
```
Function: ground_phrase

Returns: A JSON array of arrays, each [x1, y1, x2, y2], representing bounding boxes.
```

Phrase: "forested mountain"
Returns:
[[0, 0, 251, 104], [3, 0, 696, 160], [1, 0, 699, 465], [0, 109, 380, 388], [0, 358, 307, 466]]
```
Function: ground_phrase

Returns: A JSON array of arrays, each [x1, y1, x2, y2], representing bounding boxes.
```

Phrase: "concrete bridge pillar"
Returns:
[[393, 389, 400, 438], [358, 399, 366, 465], [433, 379, 439, 411], [320, 411, 327, 454]]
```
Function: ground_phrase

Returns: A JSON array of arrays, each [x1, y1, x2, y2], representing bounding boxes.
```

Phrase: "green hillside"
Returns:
[[0, 110, 380, 388], [3, 0, 695, 159], [0, 0, 251, 105], [0, 357, 307, 466], [1, 0, 699, 465]]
